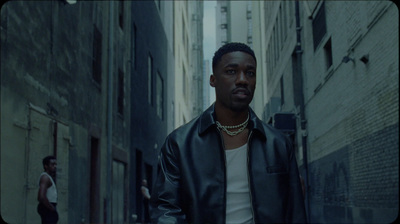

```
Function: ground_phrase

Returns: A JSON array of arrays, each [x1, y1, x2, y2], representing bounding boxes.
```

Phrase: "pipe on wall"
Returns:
[[106, 1, 114, 223], [295, 0, 310, 221]]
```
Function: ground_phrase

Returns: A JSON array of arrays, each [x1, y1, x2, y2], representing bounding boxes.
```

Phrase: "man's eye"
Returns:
[[247, 71, 256, 76], [227, 69, 236, 74]]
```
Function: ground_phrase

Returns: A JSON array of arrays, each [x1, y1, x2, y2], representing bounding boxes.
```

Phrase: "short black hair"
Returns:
[[212, 42, 256, 73], [42, 155, 56, 169]]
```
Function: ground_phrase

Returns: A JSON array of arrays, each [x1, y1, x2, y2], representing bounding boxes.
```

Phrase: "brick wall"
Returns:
[[303, 2, 399, 223]]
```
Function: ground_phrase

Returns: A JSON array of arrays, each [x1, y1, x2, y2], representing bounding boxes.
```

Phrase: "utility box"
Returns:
[[269, 113, 296, 133]]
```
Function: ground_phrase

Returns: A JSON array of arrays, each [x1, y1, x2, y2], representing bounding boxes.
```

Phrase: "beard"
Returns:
[[222, 95, 254, 112]]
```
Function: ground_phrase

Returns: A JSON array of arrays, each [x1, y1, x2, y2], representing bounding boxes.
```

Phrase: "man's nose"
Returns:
[[236, 71, 249, 85]]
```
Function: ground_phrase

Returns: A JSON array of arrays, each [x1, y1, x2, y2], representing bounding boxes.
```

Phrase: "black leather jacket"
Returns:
[[150, 105, 307, 223]]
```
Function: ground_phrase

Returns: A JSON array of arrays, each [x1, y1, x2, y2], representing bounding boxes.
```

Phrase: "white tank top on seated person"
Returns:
[[38, 172, 58, 203], [225, 143, 253, 224]]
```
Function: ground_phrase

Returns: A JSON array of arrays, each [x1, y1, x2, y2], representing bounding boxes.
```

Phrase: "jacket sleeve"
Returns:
[[150, 136, 186, 224], [285, 137, 308, 223]]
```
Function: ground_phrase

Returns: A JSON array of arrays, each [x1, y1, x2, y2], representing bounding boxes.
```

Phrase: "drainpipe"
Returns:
[[295, 0, 310, 220], [106, 1, 114, 224]]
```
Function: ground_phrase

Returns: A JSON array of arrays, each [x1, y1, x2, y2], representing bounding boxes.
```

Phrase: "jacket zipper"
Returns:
[[247, 130, 256, 224]]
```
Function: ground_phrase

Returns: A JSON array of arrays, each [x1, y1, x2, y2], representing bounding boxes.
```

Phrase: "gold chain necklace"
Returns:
[[216, 113, 249, 136]]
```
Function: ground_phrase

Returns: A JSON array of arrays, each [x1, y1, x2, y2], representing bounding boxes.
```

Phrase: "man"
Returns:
[[150, 42, 306, 223], [37, 155, 58, 224], [141, 179, 151, 223]]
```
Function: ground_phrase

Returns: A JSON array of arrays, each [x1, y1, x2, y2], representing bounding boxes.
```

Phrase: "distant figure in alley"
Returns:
[[37, 156, 58, 224], [141, 179, 151, 223]]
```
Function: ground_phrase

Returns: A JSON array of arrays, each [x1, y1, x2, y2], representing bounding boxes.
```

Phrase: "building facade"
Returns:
[[129, 1, 174, 223], [216, 0, 252, 47], [173, 1, 204, 128], [189, 1, 204, 117], [1, 0, 176, 223], [251, 0, 398, 223]]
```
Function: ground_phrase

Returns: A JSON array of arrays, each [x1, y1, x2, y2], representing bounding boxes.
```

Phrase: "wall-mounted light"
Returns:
[[64, 0, 77, 4], [359, 54, 369, 64], [342, 56, 355, 63]]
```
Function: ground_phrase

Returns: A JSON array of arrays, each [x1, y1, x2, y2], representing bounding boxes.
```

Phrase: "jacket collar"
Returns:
[[199, 104, 266, 140]]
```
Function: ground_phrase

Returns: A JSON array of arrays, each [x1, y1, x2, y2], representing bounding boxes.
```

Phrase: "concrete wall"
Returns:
[[259, 1, 398, 223], [302, 2, 398, 223], [1, 1, 173, 223], [1, 1, 111, 222]]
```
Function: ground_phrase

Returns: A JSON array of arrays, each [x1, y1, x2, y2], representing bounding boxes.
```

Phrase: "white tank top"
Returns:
[[38, 172, 58, 203], [225, 144, 253, 224]]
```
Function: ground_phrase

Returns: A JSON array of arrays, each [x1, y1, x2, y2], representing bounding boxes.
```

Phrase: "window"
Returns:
[[148, 55, 153, 105], [89, 137, 100, 223], [247, 2, 252, 47], [247, 36, 253, 45], [266, 48, 271, 81], [156, 72, 164, 119], [92, 25, 102, 85], [133, 24, 137, 70], [280, 76, 285, 106], [182, 16, 185, 46], [119, 0, 124, 30], [312, 2, 327, 50], [279, 5, 284, 49], [324, 38, 333, 70], [247, 2, 252, 19], [273, 26, 279, 62], [182, 66, 188, 103], [117, 69, 124, 116], [283, 1, 288, 39], [182, 16, 189, 59]]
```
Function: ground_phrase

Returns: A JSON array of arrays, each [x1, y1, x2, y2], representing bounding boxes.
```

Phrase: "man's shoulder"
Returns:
[[39, 173, 52, 186], [39, 172, 50, 180]]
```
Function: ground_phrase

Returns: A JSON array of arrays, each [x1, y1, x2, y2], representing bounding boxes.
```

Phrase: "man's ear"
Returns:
[[210, 74, 216, 87]]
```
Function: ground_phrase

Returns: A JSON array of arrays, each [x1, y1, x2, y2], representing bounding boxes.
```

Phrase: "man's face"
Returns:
[[46, 159, 57, 176], [210, 51, 256, 112]]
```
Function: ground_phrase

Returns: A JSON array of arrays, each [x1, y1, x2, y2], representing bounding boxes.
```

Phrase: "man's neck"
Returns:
[[215, 106, 249, 126], [214, 104, 250, 150], [46, 171, 55, 179]]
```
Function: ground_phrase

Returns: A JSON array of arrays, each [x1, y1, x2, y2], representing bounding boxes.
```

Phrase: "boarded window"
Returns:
[[117, 69, 124, 116], [312, 2, 327, 50], [156, 72, 164, 119], [92, 26, 102, 85]]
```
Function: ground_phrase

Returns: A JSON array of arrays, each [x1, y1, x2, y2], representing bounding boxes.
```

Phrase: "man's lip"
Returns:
[[232, 87, 250, 95]]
